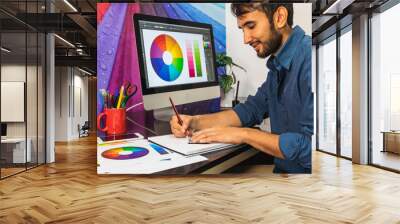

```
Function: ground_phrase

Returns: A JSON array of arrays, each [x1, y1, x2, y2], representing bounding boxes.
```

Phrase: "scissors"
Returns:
[[122, 81, 137, 108]]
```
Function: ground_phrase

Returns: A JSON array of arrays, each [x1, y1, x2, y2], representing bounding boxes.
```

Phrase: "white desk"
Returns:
[[1, 138, 31, 163]]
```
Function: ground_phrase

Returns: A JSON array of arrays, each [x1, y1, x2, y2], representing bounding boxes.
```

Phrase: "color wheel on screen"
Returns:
[[150, 34, 183, 82], [101, 146, 149, 160]]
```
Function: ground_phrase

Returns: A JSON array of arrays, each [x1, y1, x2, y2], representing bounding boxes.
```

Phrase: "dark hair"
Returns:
[[231, 1, 293, 27]]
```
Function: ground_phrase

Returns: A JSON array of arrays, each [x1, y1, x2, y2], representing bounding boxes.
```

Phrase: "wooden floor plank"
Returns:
[[0, 135, 400, 223]]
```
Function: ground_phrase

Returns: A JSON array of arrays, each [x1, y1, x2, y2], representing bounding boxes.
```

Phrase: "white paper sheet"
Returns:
[[97, 139, 207, 174], [148, 134, 234, 155]]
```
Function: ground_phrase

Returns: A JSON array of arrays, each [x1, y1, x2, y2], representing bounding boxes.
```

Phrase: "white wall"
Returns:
[[55, 67, 89, 141], [55, 66, 68, 141], [1, 65, 26, 139], [293, 4, 312, 36], [72, 72, 89, 138], [1, 65, 39, 137], [226, 3, 312, 99], [1, 63, 46, 164]]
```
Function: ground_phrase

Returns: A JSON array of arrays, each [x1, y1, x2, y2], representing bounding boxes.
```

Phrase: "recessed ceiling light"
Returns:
[[1, 47, 11, 53], [78, 67, 93, 76], [323, 0, 355, 15], [63, 0, 78, 12], [54, 34, 75, 48]]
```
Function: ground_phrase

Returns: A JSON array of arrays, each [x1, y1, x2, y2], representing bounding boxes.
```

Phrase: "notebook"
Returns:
[[148, 134, 234, 155]]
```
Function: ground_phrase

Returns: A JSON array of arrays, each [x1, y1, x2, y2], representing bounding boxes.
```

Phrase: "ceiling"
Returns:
[[311, 0, 391, 43], [0, 0, 96, 74], [0, 0, 395, 75]]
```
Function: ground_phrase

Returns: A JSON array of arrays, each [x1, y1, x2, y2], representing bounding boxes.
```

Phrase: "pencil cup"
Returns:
[[97, 108, 126, 135]]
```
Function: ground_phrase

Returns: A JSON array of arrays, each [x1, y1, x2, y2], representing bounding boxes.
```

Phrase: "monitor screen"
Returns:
[[134, 14, 218, 95]]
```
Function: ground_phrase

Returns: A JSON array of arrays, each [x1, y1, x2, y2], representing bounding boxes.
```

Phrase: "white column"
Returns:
[[352, 14, 369, 164], [46, 33, 55, 163], [45, 0, 55, 163]]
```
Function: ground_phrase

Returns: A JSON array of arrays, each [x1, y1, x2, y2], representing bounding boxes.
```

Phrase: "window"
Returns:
[[370, 2, 400, 171], [317, 36, 337, 154], [339, 27, 352, 158]]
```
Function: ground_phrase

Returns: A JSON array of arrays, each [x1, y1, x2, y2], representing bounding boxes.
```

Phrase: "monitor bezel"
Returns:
[[133, 13, 219, 95]]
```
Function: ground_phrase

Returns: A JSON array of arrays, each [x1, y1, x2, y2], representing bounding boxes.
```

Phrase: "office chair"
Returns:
[[78, 121, 90, 138]]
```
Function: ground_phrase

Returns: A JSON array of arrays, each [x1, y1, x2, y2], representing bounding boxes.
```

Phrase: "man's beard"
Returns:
[[257, 25, 282, 58]]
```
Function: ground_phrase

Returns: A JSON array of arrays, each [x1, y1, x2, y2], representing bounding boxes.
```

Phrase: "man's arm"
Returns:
[[191, 126, 299, 160], [172, 77, 269, 137], [242, 128, 284, 159], [170, 109, 242, 137], [191, 109, 242, 130], [191, 126, 311, 163], [189, 126, 282, 156]]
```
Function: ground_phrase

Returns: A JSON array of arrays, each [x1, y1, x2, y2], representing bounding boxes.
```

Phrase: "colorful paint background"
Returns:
[[97, 3, 226, 115]]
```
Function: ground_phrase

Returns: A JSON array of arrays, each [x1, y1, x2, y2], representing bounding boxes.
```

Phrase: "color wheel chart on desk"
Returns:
[[97, 139, 208, 174], [101, 147, 149, 160], [143, 30, 209, 88], [100, 142, 169, 161]]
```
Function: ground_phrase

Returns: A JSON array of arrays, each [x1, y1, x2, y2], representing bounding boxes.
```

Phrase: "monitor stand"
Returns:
[[152, 108, 175, 135], [153, 107, 175, 123]]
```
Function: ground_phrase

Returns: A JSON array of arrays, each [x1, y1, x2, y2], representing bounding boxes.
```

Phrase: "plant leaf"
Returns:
[[219, 75, 234, 93], [224, 56, 233, 65], [232, 62, 247, 72]]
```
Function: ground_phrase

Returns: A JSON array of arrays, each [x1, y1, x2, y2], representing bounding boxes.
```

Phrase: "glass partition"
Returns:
[[317, 36, 337, 155], [0, 2, 28, 177], [0, 0, 46, 179]]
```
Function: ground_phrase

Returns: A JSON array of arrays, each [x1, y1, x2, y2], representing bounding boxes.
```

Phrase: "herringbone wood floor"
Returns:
[[1, 135, 400, 223]]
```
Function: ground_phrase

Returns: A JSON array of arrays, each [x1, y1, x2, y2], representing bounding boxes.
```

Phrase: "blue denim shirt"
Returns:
[[233, 26, 313, 173]]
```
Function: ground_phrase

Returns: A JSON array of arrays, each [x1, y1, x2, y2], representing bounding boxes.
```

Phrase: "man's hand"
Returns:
[[190, 127, 246, 144], [170, 114, 194, 138]]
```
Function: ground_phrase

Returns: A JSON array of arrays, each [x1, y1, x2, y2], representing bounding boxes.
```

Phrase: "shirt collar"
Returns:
[[266, 26, 305, 72]]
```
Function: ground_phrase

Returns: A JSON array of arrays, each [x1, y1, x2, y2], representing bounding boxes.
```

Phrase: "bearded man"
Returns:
[[170, 2, 313, 173]]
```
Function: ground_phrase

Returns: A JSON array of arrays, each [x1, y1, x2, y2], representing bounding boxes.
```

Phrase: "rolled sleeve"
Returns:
[[233, 103, 253, 127], [279, 132, 311, 168]]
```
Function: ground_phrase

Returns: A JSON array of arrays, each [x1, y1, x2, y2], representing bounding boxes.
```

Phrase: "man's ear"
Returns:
[[273, 6, 288, 29]]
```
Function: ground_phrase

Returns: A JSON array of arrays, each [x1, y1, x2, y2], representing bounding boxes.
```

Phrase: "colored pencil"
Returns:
[[116, 85, 124, 109]]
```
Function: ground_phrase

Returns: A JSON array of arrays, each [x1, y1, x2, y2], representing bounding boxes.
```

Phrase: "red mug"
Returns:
[[97, 108, 126, 135]]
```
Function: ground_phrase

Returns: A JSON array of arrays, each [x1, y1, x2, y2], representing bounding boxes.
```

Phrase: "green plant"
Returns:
[[216, 53, 246, 94]]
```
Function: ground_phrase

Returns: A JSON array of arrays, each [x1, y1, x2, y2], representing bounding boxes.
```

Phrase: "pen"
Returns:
[[169, 97, 183, 126], [188, 142, 209, 144]]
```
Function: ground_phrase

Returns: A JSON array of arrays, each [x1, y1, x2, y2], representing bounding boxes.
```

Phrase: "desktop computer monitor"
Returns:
[[134, 14, 220, 111]]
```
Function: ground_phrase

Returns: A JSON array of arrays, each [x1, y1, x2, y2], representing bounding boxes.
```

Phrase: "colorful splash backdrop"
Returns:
[[97, 3, 226, 114]]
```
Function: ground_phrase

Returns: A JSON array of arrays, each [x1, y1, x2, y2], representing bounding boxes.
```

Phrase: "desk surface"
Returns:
[[98, 110, 255, 174], [381, 131, 400, 134], [1, 138, 27, 143]]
